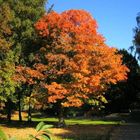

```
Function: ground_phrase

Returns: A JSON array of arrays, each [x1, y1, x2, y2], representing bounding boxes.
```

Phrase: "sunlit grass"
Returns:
[[0, 112, 122, 140], [11, 112, 122, 125], [32, 117, 121, 125]]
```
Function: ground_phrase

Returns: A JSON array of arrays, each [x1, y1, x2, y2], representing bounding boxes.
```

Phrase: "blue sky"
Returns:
[[46, 0, 140, 50]]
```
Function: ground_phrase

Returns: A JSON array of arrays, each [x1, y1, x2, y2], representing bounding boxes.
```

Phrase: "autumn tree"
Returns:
[[13, 10, 128, 126], [15, 65, 44, 122]]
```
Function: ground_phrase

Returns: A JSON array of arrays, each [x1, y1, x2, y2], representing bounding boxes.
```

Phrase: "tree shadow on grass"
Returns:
[[52, 124, 115, 140]]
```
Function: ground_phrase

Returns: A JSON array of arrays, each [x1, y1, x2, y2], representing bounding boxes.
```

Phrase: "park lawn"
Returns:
[[32, 117, 121, 125], [10, 111, 121, 125], [0, 114, 121, 140], [33, 117, 120, 139], [0, 112, 122, 139], [0, 123, 116, 140]]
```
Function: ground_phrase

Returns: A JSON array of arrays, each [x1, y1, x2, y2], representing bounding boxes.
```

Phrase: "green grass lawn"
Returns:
[[0, 112, 123, 140], [31, 116, 121, 139], [32, 117, 121, 125]]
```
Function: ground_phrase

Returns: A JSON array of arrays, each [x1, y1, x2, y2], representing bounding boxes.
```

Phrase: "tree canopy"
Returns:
[[17, 10, 129, 108]]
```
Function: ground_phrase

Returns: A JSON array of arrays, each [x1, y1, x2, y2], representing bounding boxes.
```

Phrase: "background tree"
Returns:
[[131, 12, 140, 58], [0, 0, 47, 122], [0, 2, 17, 122], [105, 49, 140, 113], [29, 10, 129, 126]]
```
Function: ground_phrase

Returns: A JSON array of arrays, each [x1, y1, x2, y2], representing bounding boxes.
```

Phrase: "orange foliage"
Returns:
[[29, 10, 129, 107], [14, 65, 44, 85]]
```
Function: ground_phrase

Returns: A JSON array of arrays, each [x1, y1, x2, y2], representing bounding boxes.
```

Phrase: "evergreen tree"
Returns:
[[0, 0, 47, 122], [0, 2, 16, 121]]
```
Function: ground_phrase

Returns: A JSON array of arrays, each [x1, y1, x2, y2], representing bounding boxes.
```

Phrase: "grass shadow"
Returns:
[[52, 124, 116, 140]]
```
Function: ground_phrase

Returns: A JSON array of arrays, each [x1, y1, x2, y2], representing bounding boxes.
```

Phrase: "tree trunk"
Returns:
[[18, 92, 22, 122], [58, 104, 66, 127], [28, 97, 32, 122], [27, 85, 33, 123], [6, 98, 12, 122]]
